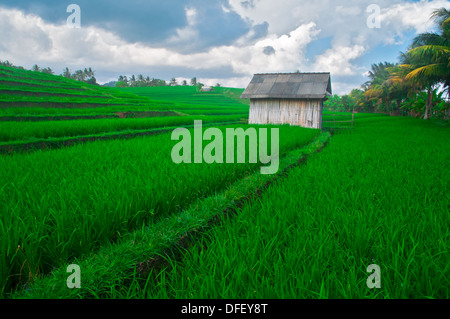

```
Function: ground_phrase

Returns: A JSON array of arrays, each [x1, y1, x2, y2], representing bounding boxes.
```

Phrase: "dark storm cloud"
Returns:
[[0, 0, 188, 43], [188, 2, 250, 51], [0, 0, 251, 51]]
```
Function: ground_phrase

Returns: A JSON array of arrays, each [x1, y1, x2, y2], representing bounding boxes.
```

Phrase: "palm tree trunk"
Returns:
[[385, 99, 391, 115], [424, 86, 433, 119], [396, 100, 401, 114]]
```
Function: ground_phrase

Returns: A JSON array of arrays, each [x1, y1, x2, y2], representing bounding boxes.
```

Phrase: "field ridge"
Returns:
[[11, 131, 331, 299]]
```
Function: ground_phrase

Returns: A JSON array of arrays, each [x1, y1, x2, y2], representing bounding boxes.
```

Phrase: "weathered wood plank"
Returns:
[[249, 98, 323, 129]]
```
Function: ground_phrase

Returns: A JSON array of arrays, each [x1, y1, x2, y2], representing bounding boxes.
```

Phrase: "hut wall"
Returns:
[[248, 98, 323, 129]]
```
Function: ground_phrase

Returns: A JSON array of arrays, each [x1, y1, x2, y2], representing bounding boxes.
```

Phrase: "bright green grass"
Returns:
[[0, 65, 174, 111], [130, 116, 449, 299], [0, 66, 81, 85], [0, 114, 244, 143], [10, 131, 330, 299], [0, 104, 176, 117], [119, 86, 249, 108], [0, 67, 151, 102], [0, 83, 111, 98], [0, 65, 249, 112], [0, 66, 146, 95], [0, 68, 249, 118], [322, 112, 388, 128], [0, 124, 319, 296], [0, 107, 247, 118], [0, 93, 154, 105]]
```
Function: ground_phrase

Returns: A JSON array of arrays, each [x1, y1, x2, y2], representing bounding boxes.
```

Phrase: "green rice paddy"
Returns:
[[134, 117, 449, 299], [0, 65, 448, 299]]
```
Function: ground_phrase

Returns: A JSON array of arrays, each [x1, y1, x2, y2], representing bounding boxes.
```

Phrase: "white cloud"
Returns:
[[2, 0, 450, 94], [215, 22, 320, 74], [0, 8, 318, 82], [335, 6, 362, 16], [331, 81, 362, 96], [167, 7, 199, 45], [227, 0, 450, 38], [312, 45, 366, 76], [225, 0, 450, 86], [0, 9, 52, 58], [221, 5, 231, 14], [379, 1, 449, 34], [198, 76, 252, 88]]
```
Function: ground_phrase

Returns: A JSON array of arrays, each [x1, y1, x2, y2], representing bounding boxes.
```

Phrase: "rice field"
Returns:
[[0, 114, 243, 143], [130, 117, 449, 299], [1, 123, 319, 295], [0, 65, 448, 300]]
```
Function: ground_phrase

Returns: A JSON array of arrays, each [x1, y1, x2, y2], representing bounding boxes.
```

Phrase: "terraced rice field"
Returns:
[[0, 65, 448, 299], [0, 66, 249, 155]]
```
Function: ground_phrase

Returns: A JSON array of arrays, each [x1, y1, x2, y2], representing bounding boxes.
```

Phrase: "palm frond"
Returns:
[[431, 8, 450, 27], [411, 32, 447, 48], [405, 63, 448, 82], [407, 45, 450, 62], [444, 17, 450, 26]]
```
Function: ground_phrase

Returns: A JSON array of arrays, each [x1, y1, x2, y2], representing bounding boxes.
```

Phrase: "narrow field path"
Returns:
[[10, 131, 330, 299]]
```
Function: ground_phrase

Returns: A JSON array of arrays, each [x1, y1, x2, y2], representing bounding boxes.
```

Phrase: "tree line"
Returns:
[[62, 67, 97, 85], [114, 75, 210, 89], [0, 60, 220, 92], [0, 60, 99, 85], [325, 7, 449, 120]]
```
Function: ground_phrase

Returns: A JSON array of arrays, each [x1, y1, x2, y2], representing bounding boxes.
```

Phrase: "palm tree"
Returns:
[[170, 77, 178, 86], [86, 67, 94, 78], [365, 62, 395, 87], [401, 8, 450, 119], [0, 60, 13, 67], [130, 74, 136, 87], [384, 63, 414, 113], [364, 62, 397, 113], [63, 67, 71, 79]]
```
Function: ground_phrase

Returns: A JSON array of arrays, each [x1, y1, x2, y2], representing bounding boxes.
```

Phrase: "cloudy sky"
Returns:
[[1, 0, 449, 94]]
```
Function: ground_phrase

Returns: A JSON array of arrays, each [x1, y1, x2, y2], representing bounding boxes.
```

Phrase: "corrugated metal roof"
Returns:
[[241, 72, 332, 99]]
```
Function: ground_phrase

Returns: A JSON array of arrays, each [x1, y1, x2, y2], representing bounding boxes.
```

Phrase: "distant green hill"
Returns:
[[0, 65, 173, 116], [116, 86, 249, 115], [0, 64, 249, 149], [0, 65, 249, 118]]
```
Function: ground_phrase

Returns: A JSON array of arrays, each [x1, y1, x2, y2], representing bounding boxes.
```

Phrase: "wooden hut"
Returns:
[[200, 86, 214, 92], [241, 72, 332, 129]]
